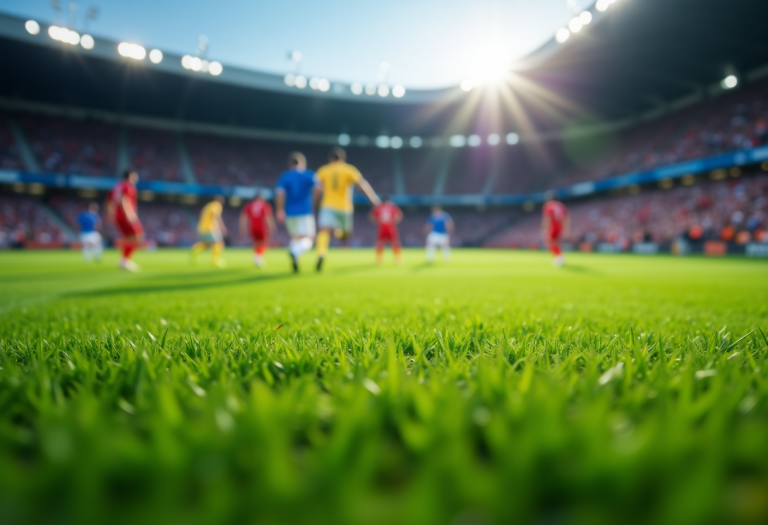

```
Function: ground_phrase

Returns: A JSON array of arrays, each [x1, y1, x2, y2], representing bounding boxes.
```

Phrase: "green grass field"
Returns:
[[1, 248, 767, 525]]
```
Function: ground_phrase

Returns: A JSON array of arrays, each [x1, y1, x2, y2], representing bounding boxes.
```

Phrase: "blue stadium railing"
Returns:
[[1, 144, 767, 206]]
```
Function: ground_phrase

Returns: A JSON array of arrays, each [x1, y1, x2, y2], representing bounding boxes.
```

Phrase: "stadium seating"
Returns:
[[0, 115, 23, 170], [485, 173, 768, 249], [0, 194, 63, 247], [18, 113, 119, 176]]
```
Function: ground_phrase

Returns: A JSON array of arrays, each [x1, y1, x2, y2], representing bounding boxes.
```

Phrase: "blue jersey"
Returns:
[[275, 168, 317, 217], [77, 210, 99, 233], [428, 212, 451, 234]]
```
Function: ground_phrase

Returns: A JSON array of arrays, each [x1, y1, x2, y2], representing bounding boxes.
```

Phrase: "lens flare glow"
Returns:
[[25, 20, 40, 35]]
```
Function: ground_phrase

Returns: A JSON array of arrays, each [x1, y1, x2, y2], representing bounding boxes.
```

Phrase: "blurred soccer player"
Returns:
[[370, 195, 403, 264], [315, 147, 380, 271], [541, 190, 570, 267], [192, 196, 228, 267], [106, 169, 143, 272], [275, 152, 319, 272], [425, 205, 453, 263], [77, 202, 102, 262], [240, 192, 275, 268]]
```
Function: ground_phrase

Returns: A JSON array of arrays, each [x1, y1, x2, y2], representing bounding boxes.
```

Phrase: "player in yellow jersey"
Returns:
[[315, 147, 380, 271], [191, 196, 228, 267]]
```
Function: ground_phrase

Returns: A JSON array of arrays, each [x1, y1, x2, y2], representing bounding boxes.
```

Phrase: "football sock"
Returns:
[[394, 245, 401, 262], [550, 243, 562, 257], [256, 243, 267, 256], [426, 244, 435, 262], [123, 243, 136, 260], [192, 242, 206, 255], [317, 230, 330, 257], [376, 243, 384, 263], [212, 242, 223, 263]]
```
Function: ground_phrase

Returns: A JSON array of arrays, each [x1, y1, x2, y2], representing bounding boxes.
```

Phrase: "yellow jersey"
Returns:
[[316, 162, 362, 212], [198, 201, 223, 233]]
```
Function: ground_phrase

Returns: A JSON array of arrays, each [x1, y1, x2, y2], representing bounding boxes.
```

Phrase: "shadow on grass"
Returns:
[[561, 264, 602, 275], [62, 271, 297, 298]]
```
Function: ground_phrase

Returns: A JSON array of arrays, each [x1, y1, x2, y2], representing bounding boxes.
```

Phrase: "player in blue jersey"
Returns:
[[425, 205, 453, 262], [77, 202, 103, 262], [275, 152, 321, 272]]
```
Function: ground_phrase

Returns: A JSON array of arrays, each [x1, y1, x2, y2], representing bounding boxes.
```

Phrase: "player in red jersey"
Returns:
[[240, 192, 275, 268], [106, 169, 143, 272], [370, 195, 403, 264], [541, 190, 570, 267]]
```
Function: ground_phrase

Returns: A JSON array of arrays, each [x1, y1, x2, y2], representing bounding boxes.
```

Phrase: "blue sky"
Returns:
[[3, 0, 592, 88]]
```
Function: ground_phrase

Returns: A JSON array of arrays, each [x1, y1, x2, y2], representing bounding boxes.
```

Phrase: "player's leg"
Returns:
[[316, 208, 338, 271], [441, 235, 451, 261], [392, 233, 402, 265], [118, 220, 142, 271], [80, 233, 91, 261], [375, 239, 385, 264], [550, 235, 565, 267], [426, 233, 436, 262], [92, 232, 103, 262]]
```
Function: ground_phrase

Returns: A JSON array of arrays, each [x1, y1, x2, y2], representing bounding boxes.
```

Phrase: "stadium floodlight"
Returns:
[[118, 42, 146, 60], [569, 18, 583, 33], [49, 25, 81, 45], [556, 28, 570, 44], [392, 85, 406, 98], [377, 85, 390, 97], [309, 77, 320, 90], [181, 55, 193, 69], [295, 75, 307, 89], [80, 34, 95, 50], [189, 56, 202, 71], [487, 133, 500, 146], [460, 79, 474, 92], [351, 82, 363, 95], [149, 49, 163, 64], [375, 136, 391, 148], [318, 78, 330, 92], [409, 136, 423, 148], [580, 11, 593, 24], [284, 74, 296, 87], [721, 75, 738, 89], [390, 136, 403, 149], [450, 135, 466, 148], [596, 0, 610, 12], [25, 20, 40, 35], [468, 134, 482, 147], [338, 133, 351, 146], [365, 84, 377, 95], [209, 61, 223, 76], [506, 132, 520, 145]]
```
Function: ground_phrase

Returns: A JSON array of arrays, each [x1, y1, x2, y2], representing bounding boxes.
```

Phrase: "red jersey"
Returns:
[[373, 202, 401, 226], [108, 180, 138, 223], [244, 199, 272, 231], [543, 200, 568, 227]]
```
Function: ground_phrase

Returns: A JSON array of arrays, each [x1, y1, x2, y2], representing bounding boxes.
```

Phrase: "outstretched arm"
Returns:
[[217, 214, 228, 237], [275, 190, 286, 224], [355, 179, 381, 206], [239, 212, 247, 239], [447, 218, 455, 235]]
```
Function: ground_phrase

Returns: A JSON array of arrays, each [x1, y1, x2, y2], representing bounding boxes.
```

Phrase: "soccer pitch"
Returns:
[[1, 249, 767, 525]]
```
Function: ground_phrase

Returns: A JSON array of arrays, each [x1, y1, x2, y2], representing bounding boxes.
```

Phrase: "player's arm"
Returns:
[[120, 195, 139, 224], [266, 207, 276, 233], [275, 189, 286, 224], [424, 220, 432, 234], [563, 213, 571, 237], [395, 207, 403, 224], [313, 182, 324, 211], [447, 217, 455, 235], [355, 178, 381, 206], [217, 213, 227, 237], [104, 198, 115, 225]]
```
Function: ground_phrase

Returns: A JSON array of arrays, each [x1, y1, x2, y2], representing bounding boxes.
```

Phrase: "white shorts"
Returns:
[[427, 232, 450, 247], [80, 232, 102, 245], [318, 207, 353, 232], [286, 214, 316, 237]]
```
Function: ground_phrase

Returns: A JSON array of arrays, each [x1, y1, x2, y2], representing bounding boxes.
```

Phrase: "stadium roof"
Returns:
[[1, 0, 767, 137]]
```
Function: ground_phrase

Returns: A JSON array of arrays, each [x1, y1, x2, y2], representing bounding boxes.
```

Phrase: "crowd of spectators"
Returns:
[[485, 173, 768, 250], [128, 128, 183, 182], [0, 195, 64, 248], [0, 116, 23, 170], [19, 113, 118, 176]]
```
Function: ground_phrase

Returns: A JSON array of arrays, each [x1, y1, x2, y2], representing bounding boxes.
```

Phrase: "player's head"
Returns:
[[432, 205, 442, 214], [214, 195, 225, 204], [381, 194, 390, 203], [256, 190, 268, 201], [88, 202, 99, 213], [544, 190, 556, 202], [329, 147, 346, 163], [288, 151, 307, 170], [123, 168, 139, 183]]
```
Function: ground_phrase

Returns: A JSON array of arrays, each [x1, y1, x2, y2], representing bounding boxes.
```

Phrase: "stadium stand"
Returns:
[[18, 113, 118, 176], [0, 115, 23, 170], [0, 194, 63, 247], [485, 173, 768, 249], [127, 127, 184, 182]]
